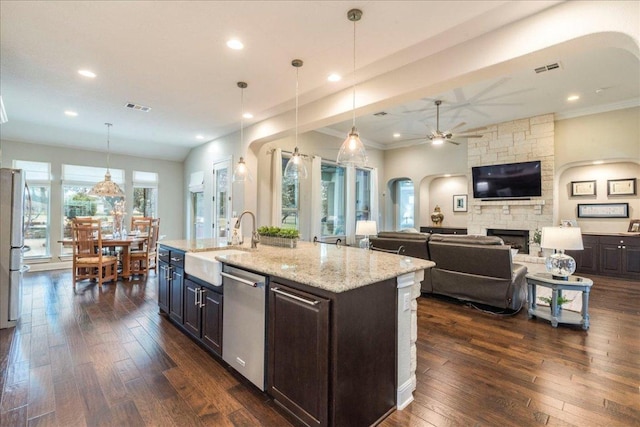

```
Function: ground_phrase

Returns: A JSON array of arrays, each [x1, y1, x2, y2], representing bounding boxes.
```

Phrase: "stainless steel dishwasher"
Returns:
[[221, 265, 267, 391]]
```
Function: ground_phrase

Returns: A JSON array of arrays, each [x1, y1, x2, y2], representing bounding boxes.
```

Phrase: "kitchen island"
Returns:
[[158, 239, 433, 426]]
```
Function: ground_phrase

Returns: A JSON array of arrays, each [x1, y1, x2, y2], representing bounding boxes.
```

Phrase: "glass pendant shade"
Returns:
[[283, 147, 307, 180], [232, 156, 252, 182], [337, 126, 367, 167], [232, 82, 252, 183], [89, 123, 124, 197]]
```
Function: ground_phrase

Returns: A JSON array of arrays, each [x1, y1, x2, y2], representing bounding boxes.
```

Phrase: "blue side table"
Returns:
[[525, 272, 594, 330]]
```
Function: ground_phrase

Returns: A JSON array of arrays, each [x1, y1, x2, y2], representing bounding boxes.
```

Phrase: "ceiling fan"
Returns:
[[425, 100, 483, 145], [398, 100, 484, 146]]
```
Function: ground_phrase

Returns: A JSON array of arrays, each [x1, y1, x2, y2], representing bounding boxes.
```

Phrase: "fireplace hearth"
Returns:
[[487, 229, 530, 254]]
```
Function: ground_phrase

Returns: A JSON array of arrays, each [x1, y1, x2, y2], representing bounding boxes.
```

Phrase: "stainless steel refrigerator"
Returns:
[[0, 168, 30, 329]]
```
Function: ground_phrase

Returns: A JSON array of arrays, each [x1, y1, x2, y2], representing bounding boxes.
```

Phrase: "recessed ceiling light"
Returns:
[[327, 73, 341, 82], [78, 69, 96, 78], [592, 160, 604, 165], [393, 133, 401, 138], [196, 134, 204, 140], [567, 94, 580, 101], [227, 39, 244, 50], [444, 174, 452, 177], [64, 110, 78, 117], [242, 112, 253, 119]]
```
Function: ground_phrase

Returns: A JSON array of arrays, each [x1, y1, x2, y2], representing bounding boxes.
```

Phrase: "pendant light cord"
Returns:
[[351, 17, 356, 128], [105, 123, 112, 173], [295, 66, 299, 147], [240, 88, 244, 147]]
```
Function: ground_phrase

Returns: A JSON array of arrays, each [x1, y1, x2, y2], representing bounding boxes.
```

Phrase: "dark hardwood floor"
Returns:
[[1, 270, 638, 426]]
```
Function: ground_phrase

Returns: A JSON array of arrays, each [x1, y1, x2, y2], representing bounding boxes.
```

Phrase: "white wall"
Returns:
[[1, 139, 184, 263], [423, 175, 468, 229]]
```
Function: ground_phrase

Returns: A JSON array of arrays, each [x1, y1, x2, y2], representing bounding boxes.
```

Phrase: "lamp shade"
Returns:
[[541, 226, 584, 250], [356, 220, 377, 236]]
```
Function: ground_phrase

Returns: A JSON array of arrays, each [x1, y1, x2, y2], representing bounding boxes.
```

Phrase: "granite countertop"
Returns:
[[214, 241, 434, 293], [159, 238, 242, 253]]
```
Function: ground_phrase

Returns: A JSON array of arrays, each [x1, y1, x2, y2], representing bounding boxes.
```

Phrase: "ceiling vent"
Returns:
[[373, 111, 388, 116], [124, 102, 152, 112], [534, 62, 561, 74]]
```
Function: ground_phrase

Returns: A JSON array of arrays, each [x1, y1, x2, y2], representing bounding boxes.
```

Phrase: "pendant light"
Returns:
[[232, 81, 252, 182], [336, 8, 368, 167], [89, 123, 124, 197], [283, 59, 308, 180]]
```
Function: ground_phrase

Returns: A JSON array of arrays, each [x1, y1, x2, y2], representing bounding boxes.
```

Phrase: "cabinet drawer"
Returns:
[[158, 246, 171, 263], [599, 236, 639, 246]]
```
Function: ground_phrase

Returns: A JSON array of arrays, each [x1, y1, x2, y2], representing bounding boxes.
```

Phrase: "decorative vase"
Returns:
[[431, 205, 444, 227]]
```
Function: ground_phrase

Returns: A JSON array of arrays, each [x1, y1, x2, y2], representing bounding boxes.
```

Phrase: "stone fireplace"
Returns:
[[487, 229, 530, 254], [467, 114, 555, 239]]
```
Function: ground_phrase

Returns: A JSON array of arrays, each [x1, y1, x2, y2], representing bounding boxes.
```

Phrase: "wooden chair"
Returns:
[[72, 218, 117, 287], [130, 217, 160, 277], [131, 216, 152, 236]]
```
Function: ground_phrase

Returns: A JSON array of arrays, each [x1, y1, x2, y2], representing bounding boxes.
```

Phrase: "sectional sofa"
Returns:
[[370, 231, 528, 311]]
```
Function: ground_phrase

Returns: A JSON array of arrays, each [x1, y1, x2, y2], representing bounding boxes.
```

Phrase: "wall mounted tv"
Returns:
[[472, 160, 542, 199]]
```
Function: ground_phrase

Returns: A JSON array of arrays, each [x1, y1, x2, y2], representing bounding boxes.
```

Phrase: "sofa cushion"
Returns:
[[377, 231, 429, 241], [428, 242, 512, 280], [429, 234, 504, 245]]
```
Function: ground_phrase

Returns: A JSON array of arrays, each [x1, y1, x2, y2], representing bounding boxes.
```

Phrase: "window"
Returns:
[[132, 171, 158, 217], [192, 191, 205, 239], [396, 179, 414, 229], [281, 154, 300, 230], [14, 160, 51, 258], [320, 163, 346, 236], [61, 164, 125, 253], [355, 168, 371, 221]]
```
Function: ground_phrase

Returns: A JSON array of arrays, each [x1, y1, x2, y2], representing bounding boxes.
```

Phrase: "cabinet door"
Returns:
[[158, 262, 170, 312], [268, 283, 330, 427], [623, 244, 640, 276], [169, 267, 184, 324], [569, 235, 599, 274], [600, 244, 623, 275], [183, 279, 201, 338], [202, 290, 223, 356]]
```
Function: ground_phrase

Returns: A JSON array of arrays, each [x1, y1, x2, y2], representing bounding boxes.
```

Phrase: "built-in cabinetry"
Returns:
[[420, 226, 467, 235], [183, 276, 223, 356], [267, 276, 397, 427], [568, 234, 640, 279], [158, 245, 185, 323]]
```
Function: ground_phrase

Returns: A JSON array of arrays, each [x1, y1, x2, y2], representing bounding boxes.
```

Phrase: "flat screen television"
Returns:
[[472, 160, 542, 199]]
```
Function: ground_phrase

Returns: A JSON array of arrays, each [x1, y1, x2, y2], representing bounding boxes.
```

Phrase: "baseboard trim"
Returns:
[[27, 261, 72, 272], [397, 377, 415, 410]]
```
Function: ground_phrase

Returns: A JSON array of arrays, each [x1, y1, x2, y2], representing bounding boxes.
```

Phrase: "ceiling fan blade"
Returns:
[[447, 140, 461, 146], [452, 133, 483, 138], [448, 122, 467, 132]]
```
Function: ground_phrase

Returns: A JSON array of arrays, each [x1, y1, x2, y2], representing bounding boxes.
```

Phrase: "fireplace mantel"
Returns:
[[473, 199, 545, 215]]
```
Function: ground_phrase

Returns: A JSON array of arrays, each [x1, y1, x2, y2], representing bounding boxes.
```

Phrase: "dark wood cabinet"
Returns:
[[571, 234, 640, 279], [420, 226, 467, 235], [168, 250, 185, 324], [268, 283, 330, 427], [184, 277, 223, 357], [267, 277, 397, 427]]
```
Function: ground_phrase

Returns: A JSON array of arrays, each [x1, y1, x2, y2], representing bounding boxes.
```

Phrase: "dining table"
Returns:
[[60, 235, 146, 280]]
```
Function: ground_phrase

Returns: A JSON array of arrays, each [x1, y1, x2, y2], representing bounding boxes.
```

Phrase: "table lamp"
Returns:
[[541, 226, 584, 280], [356, 220, 377, 250]]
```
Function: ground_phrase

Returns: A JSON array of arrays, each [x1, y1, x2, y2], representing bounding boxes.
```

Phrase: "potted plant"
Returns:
[[530, 228, 543, 257], [538, 294, 574, 314], [257, 226, 300, 248]]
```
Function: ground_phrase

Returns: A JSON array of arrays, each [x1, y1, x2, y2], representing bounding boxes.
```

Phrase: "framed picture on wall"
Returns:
[[628, 219, 640, 233], [577, 203, 629, 218], [571, 180, 596, 196], [453, 194, 467, 212], [607, 178, 637, 196]]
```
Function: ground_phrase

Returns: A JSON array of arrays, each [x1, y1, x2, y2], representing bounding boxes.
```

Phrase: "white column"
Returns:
[[396, 269, 424, 409]]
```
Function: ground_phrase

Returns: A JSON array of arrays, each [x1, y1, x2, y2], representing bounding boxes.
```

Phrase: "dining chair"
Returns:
[[71, 218, 117, 287], [131, 216, 153, 236], [130, 217, 160, 277]]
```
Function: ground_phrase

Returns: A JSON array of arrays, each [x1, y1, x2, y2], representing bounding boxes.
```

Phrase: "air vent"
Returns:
[[124, 102, 152, 112], [534, 62, 561, 74], [373, 111, 388, 116]]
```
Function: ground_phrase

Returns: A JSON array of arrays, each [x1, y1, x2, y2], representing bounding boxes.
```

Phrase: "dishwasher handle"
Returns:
[[221, 271, 259, 287], [271, 287, 320, 306]]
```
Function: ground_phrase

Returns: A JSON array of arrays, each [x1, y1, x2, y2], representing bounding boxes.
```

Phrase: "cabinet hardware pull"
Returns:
[[199, 289, 206, 308], [221, 271, 258, 287], [194, 287, 201, 306], [271, 287, 319, 306], [171, 257, 182, 262]]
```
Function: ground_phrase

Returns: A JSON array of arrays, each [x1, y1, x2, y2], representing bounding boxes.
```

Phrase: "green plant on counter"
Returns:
[[538, 295, 573, 306], [257, 226, 299, 239]]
